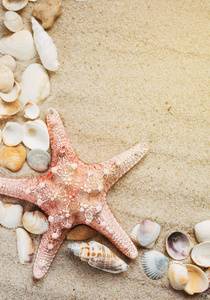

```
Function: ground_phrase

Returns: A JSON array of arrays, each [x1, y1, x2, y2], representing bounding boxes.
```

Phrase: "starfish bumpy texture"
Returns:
[[0, 108, 148, 279]]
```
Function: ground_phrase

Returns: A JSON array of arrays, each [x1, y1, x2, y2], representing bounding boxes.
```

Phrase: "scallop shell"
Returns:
[[4, 11, 23, 32], [0, 100, 20, 119], [0, 144, 26, 172], [130, 219, 160, 248], [166, 231, 192, 260], [3, 0, 28, 11], [168, 261, 189, 290], [0, 81, 21, 102], [23, 102, 40, 119], [0, 30, 37, 61], [31, 17, 59, 71], [0, 66, 14, 93], [191, 242, 210, 268], [195, 220, 210, 243], [184, 264, 209, 295], [0, 55, 16, 72], [0, 201, 23, 228], [22, 121, 50, 150], [27, 149, 51, 172], [67, 225, 97, 241], [18, 63, 50, 105], [2, 122, 23, 146], [16, 228, 34, 264], [68, 241, 129, 273], [141, 250, 169, 280], [22, 211, 49, 234]]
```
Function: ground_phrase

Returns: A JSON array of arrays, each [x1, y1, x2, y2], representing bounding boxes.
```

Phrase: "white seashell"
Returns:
[[168, 261, 189, 290], [0, 201, 23, 228], [3, 0, 28, 11], [141, 250, 169, 280], [0, 55, 16, 72], [191, 242, 210, 268], [166, 231, 192, 260], [22, 211, 49, 234], [18, 63, 50, 105], [195, 220, 210, 243], [0, 30, 37, 61], [31, 17, 59, 71], [22, 121, 50, 150], [23, 102, 40, 119], [2, 122, 23, 146], [27, 149, 51, 172], [4, 11, 23, 32], [0, 81, 21, 102], [131, 219, 160, 248], [68, 241, 129, 273], [0, 66, 14, 93], [33, 120, 48, 132], [184, 264, 209, 295], [16, 228, 34, 264], [0, 100, 20, 119]]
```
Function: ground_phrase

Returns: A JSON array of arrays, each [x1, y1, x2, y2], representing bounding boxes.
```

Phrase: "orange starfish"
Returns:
[[0, 108, 148, 279]]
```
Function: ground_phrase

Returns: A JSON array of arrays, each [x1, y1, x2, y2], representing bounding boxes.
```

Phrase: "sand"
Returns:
[[0, 0, 209, 299]]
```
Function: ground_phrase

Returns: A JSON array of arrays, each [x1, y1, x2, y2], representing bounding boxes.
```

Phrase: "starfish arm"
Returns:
[[87, 204, 138, 259]]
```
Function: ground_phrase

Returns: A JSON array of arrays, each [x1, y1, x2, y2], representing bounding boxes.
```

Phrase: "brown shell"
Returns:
[[67, 225, 97, 241], [0, 100, 20, 119], [0, 144, 26, 172]]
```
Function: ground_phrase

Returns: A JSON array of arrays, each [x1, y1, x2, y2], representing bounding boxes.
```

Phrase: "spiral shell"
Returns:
[[3, 0, 28, 11], [168, 261, 189, 290], [0, 55, 16, 72], [22, 211, 49, 234], [195, 220, 210, 243], [0, 201, 23, 228], [0, 144, 26, 172], [0, 66, 14, 93], [166, 231, 192, 260], [184, 264, 209, 295], [4, 11, 23, 32], [16, 228, 34, 264], [191, 242, 210, 268]]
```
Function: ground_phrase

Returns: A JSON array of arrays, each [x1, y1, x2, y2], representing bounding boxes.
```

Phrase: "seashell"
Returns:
[[0, 30, 37, 61], [130, 219, 160, 248], [141, 250, 169, 280], [3, 0, 28, 11], [0, 55, 16, 72], [0, 66, 14, 93], [184, 264, 209, 295], [166, 231, 192, 260], [23, 102, 40, 119], [22, 121, 50, 150], [191, 241, 210, 268], [0, 81, 21, 102], [0, 200, 23, 228], [67, 241, 129, 273], [22, 211, 49, 234], [18, 63, 50, 105], [0, 144, 26, 172], [67, 225, 97, 241], [2, 122, 23, 146], [16, 228, 34, 264], [31, 17, 59, 71], [168, 261, 189, 290], [33, 119, 48, 132], [195, 220, 210, 243], [27, 149, 50, 172], [4, 11, 23, 32], [0, 100, 20, 119]]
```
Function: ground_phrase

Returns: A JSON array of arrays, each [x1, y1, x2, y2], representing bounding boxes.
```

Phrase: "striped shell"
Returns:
[[195, 220, 210, 243], [0, 100, 20, 119], [0, 55, 16, 72], [16, 228, 34, 264], [0, 201, 23, 228], [184, 264, 209, 295], [191, 242, 210, 268], [67, 241, 129, 273], [168, 261, 189, 290], [0, 144, 26, 172], [166, 231, 192, 260], [0, 66, 14, 93], [22, 211, 49, 234]]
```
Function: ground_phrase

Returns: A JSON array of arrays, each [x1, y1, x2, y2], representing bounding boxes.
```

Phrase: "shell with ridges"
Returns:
[[195, 220, 210, 243], [166, 231, 192, 260], [168, 261, 189, 290], [0, 201, 23, 228], [16, 228, 34, 264], [23, 102, 40, 119], [22, 121, 50, 150], [22, 211, 49, 234], [0, 55, 16, 72], [0, 100, 20, 119], [4, 11, 23, 32], [184, 264, 209, 295], [0, 144, 26, 172], [67, 241, 129, 273], [191, 242, 210, 268], [2, 122, 23, 146], [0, 66, 14, 93], [3, 0, 28, 11], [27, 149, 51, 172], [0, 81, 21, 102]]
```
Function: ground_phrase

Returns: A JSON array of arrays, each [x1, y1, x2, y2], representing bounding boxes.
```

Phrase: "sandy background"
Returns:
[[0, 0, 209, 299]]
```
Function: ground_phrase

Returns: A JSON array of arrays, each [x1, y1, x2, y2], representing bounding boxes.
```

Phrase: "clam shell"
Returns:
[[3, 0, 28, 11], [18, 63, 50, 105], [33, 119, 48, 132], [31, 17, 59, 71], [0, 144, 26, 172], [4, 11, 23, 32], [2, 122, 23, 146], [22, 211, 49, 234], [191, 242, 210, 268], [141, 250, 169, 280], [0, 201, 23, 228], [22, 121, 50, 150], [195, 220, 210, 243], [0, 81, 21, 102], [16, 228, 34, 264], [0, 100, 20, 119], [68, 241, 129, 273], [0, 55, 16, 72], [184, 264, 209, 295], [0, 30, 37, 61], [23, 102, 40, 119], [131, 219, 160, 248], [0, 66, 14, 93], [166, 231, 192, 260], [67, 225, 97, 241], [27, 149, 51, 172], [168, 261, 189, 290]]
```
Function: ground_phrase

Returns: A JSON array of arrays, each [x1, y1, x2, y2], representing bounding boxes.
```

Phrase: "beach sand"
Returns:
[[0, 1, 209, 299]]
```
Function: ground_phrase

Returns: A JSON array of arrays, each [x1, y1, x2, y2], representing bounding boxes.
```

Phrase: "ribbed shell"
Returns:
[[0, 201, 23, 228], [168, 261, 189, 290], [22, 211, 49, 234], [184, 264, 209, 295], [16, 228, 34, 264], [195, 220, 210, 243], [191, 242, 210, 268], [0, 66, 14, 93], [0, 144, 26, 172], [0, 100, 20, 119]]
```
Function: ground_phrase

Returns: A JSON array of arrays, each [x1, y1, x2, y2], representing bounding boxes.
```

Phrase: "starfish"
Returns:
[[0, 108, 148, 279]]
